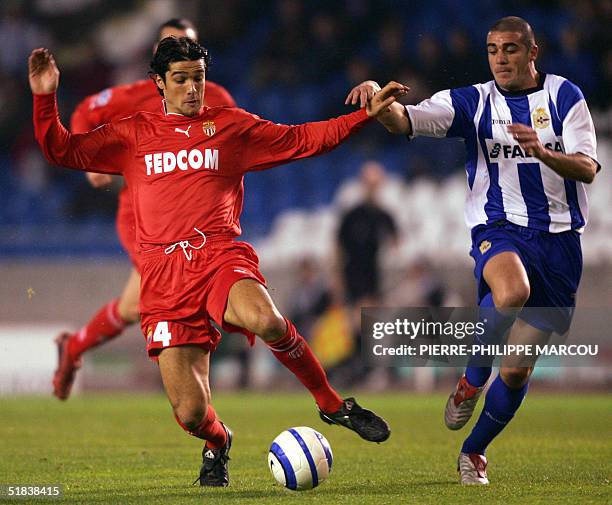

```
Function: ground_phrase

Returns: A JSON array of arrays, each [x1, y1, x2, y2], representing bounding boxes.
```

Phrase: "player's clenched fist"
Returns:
[[365, 81, 409, 118], [507, 123, 546, 159], [28, 48, 60, 95]]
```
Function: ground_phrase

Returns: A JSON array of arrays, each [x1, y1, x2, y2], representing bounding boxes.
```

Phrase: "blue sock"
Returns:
[[465, 293, 517, 387], [461, 374, 528, 455]]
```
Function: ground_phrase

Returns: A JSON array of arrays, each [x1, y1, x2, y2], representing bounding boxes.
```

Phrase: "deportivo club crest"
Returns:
[[532, 108, 550, 129], [202, 120, 216, 137], [479, 240, 492, 254]]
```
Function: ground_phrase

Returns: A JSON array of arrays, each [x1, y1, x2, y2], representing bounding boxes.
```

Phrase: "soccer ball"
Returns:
[[268, 426, 333, 491]]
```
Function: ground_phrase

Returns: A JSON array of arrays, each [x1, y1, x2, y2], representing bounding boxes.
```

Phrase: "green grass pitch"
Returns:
[[0, 393, 610, 504]]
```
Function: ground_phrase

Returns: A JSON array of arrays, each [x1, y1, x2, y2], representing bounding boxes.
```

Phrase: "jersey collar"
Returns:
[[162, 99, 207, 119], [494, 72, 546, 97]]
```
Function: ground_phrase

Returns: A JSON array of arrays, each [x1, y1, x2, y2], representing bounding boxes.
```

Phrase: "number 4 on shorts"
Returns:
[[153, 321, 172, 347]]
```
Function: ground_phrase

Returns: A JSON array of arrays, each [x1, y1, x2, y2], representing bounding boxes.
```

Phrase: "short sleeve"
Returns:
[[562, 99, 599, 166], [406, 86, 479, 140]]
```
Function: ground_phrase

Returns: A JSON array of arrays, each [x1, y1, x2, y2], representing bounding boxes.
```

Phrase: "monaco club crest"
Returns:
[[202, 120, 216, 137]]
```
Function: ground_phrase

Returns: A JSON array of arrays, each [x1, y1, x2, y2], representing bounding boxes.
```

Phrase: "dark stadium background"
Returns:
[[0, 0, 610, 394]]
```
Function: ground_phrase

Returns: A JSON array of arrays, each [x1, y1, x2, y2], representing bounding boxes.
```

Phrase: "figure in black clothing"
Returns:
[[337, 161, 398, 305], [333, 161, 399, 387]]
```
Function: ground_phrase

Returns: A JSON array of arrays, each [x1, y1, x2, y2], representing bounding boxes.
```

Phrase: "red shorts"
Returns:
[[139, 238, 266, 360], [115, 186, 141, 271]]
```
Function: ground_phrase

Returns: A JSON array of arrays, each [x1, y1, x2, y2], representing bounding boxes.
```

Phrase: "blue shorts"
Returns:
[[470, 221, 582, 334]]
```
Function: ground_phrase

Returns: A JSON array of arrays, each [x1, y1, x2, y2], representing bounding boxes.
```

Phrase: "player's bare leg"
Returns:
[[500, 317, 548, 387], [158, 345, 231, 487], [458, 319, 547, 484], [446, 252, 530, 429], [484, 252, 530, 309], [53, 268, 141, 400], [117, 269, 141, 323], [224, 279, 390, 442]]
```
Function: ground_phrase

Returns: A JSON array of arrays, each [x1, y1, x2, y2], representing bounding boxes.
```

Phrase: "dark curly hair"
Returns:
[[149, 37, 211, 96]]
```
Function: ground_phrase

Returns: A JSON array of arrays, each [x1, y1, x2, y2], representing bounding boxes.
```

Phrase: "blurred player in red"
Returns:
[[30, 38, 406, 486], [53, 18, 236, 401]]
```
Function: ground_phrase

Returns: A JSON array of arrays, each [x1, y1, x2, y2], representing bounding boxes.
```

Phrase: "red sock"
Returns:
[[267, 319, 343, 414], [67, 299, 129, 360], [174, 405, 227, 448]]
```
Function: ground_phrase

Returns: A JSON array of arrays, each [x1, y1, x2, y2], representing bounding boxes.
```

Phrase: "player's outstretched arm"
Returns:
[[28, 48, 59, 95], [347, 80, 412, 135], [236, 87, 390, 174], [366, 81, 409, 119], [345, 81, 409, 117], [235, 82, 409, 173], [372, 82, 412, 135], [345, 80, 381, 108], [375, 100, 412, 135], [29, 49, 128, 175]]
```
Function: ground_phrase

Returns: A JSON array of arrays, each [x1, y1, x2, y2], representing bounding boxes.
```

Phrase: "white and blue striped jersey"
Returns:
[[405, 73, 599, 233]]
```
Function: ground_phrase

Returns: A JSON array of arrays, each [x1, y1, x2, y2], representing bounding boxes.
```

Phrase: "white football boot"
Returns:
[[458, 452, 489, 485], [444, 375, 485, 430]]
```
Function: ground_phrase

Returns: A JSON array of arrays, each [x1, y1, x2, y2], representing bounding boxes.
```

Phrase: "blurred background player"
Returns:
[[333, 160, 398, 386], [53, 18, 236, 400], [355, 16, 599, 484], [337, 161, 398, 310], [30, 39, 403, 485]]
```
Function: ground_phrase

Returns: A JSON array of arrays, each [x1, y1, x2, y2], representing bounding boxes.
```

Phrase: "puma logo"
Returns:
[[175, 125, 192, 138]]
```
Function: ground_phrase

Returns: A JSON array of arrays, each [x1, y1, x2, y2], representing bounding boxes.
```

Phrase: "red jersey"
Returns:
[[67, 78, 236, 267], [70, 78, 236, 134], [34, 93, 370, 250]]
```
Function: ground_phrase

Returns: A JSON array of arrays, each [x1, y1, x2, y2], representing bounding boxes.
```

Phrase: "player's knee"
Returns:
[[174, 402, 206, 432], [500, 367, 532, 389], [118, 298, 140, 324], [492, 284, 530, 309], [252, 311, 286, 341]]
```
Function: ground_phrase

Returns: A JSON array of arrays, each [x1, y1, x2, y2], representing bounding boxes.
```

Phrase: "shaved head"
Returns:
[[489, 16, 535, 49]]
